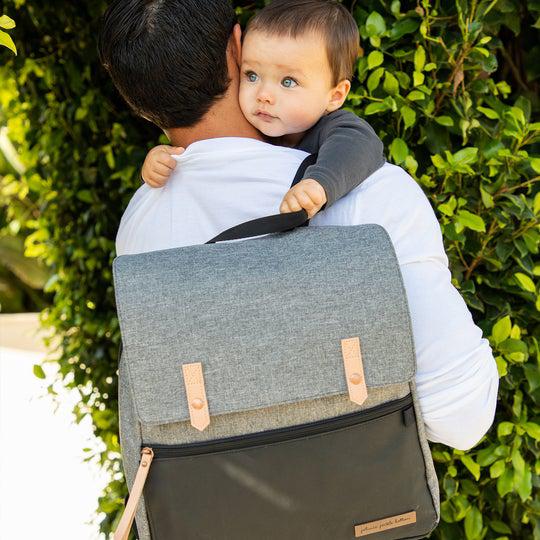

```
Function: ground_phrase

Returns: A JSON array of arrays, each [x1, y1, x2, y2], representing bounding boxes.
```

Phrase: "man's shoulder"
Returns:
[[320, 162, 432, 218], [313, 163, 439, 236], [358, 162, 426, 198]]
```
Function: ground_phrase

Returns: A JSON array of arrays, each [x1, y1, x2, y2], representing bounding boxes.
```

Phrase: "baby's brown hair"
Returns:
[[246, 0, 360, 86]]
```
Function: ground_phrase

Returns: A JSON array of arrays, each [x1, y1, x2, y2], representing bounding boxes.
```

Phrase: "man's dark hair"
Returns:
[[247, 0, 359, 86], [98, 0, 237, 129]]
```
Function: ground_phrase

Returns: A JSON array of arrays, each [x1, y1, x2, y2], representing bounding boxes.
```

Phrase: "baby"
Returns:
[[142, 0, 385, 219]]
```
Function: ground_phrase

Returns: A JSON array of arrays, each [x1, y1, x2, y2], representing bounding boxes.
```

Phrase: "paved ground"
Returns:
[[0, 313, 109, 540]]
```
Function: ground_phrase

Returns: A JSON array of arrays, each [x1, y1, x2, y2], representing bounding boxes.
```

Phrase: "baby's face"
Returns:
[[239, 30, 335, 138]]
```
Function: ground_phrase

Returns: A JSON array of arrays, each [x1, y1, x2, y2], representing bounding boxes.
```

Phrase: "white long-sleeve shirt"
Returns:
[[116, 136, 499, 450]]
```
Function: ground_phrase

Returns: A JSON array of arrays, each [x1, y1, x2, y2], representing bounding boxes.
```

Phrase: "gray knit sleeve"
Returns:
[[296, 110, 385, 208]]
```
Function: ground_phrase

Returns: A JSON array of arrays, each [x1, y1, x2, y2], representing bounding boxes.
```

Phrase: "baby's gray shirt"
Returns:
[[295, 109, 386, 208]]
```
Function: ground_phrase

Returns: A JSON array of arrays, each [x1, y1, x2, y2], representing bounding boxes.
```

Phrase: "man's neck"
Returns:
[[164, 79, 264, 148]]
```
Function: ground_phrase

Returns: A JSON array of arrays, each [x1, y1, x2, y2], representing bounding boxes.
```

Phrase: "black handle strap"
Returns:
[[206, 153, 317, 244]]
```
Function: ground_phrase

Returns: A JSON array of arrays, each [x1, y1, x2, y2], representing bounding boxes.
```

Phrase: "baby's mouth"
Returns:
[[255, 111, 277, 121]]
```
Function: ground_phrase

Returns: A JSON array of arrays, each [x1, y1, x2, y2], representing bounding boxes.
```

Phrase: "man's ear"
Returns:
[[326, 79, 351, 113], [230, 23, 243, 67]]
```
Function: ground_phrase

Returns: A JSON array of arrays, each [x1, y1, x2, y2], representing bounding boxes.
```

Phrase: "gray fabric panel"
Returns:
[[410, 379, 441, 520], [118, 355, 152, 540], [141, 383, 410, 445], [113, 224, 416, 425]]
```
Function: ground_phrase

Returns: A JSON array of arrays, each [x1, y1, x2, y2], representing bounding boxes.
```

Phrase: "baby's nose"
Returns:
[[257, 89, 274, 105]]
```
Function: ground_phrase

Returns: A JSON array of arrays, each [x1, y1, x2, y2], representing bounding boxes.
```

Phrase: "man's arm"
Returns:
[[400, 261, 499, 450], [311, 163, 499, 450]]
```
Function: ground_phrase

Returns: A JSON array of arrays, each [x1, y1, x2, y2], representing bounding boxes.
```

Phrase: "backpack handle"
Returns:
[[205, 209, 309, 244], [206, 153, 317, 244]]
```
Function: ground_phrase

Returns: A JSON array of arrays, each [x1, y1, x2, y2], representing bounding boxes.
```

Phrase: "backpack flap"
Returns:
[[113, 224, 416, 427]]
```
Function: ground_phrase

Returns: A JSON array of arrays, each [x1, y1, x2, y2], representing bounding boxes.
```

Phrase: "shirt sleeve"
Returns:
[[400, 261, 499, 450], [296, 110, 386, 208], [311, 165, 500, 450]]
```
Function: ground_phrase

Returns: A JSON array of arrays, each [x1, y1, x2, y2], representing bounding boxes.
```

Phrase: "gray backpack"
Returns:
[[112, 156, 440, 540]]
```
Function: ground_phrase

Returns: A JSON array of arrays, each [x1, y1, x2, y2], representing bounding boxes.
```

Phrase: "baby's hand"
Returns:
[[279, 178, 327, 219], [141, 144, 185, 188]]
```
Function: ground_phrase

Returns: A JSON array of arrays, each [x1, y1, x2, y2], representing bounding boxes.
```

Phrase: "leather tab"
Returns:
[[341, 337, 368, 405], [354, 510, 417, 536], [113, 447, 154, 540], [182, 362, 210, 431]]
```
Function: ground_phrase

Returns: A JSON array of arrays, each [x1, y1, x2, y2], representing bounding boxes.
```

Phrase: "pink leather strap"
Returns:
[[182, 362, 210, 431], [341, 337, 368, 405], [113, 447, 154, 540]]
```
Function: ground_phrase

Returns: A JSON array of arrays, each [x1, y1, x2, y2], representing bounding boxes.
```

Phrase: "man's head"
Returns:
[[239, 0, 359, 138], [98, 0, 237, 130]]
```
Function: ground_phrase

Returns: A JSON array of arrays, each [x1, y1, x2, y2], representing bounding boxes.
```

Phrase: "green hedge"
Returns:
[[0, 1, 538, 538]]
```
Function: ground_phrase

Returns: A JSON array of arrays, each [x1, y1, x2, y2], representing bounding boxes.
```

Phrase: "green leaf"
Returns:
[[389, 138, 409, 164], [475, 46, 490, 57], [524, 363, 540, 391], [33, 364, 46, 379], [530, 158, 540, 174], [105, 146, 115, 169], [492, 316, 511, 344], [512, 391, 523, 419], [514, 272, 536, 293], [0, 29, 16, 54], [364, 102, 390, 115], [489, 520, 512, 534], [452, 147, 478, 165], [478, 445, 508, 467], [497, 468, 514, 497], [413, 71, 425, 87], [389, 18, 419, 40], [461, 455, 481, 481], [400, 105, 416, 128], [460, 479, 480, 497], [383, 72, 399, 95], [431, 154, 446, 169], [77, 190, 93, 204], [367, 67, 384, 92], [497, 422, 514, 437], [511, 448, 525, 475], [438, 196, 457, 216], [390, 0, 401, 15], [480, 186, 494, 208], [489, 459, 506, 478], [0, 15, 15, 29], [414, 45, 426, 71], [369, 36, 381, 48], [514, 463, 532, 501], [477, 106, 500, 119], [435, 116, 454, 127], [522, 422, 540, 440], [404, 155, 418, 175], [464, 506, 483, 540], [367, 51, 384, 69], [456, 210, 486, 232], [365, 12, 386, 37], [407, 89, 425, 101], [534, 192, 540, 214], [499, 338, 528, 362], [495, 356, 507, 377]]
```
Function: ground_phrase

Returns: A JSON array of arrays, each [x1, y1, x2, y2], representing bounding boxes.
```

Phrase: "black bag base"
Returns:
[[143, 394, 438, 539]]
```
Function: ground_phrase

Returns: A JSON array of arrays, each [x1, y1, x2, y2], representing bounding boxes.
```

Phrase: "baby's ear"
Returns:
[[326, 79, 352, 113]]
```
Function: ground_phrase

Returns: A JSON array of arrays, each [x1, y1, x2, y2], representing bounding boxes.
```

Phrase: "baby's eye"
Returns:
[[245, 71, 259, 83], [281, 77, 298, 88]]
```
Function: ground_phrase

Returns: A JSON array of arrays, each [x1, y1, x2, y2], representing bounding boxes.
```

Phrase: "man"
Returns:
[[99, 0, 498, 451]]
